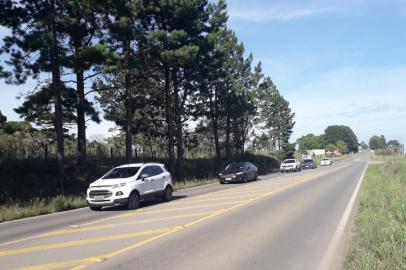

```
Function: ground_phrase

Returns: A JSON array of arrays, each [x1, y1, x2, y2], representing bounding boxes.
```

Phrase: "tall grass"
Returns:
[[0, 195, 87, 223], [344, 157, 406, 270]]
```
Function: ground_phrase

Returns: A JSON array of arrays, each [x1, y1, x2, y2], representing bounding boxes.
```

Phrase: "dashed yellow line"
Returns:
[[81, 200, 245, 227], [0, 212, 215, 249], [12, 167, 352, 269], [0, 228, 173, 257]]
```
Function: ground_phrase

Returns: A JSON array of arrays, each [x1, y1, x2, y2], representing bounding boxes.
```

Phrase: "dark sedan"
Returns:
[[301, 159, 317, 169], [219, 162, 258, 184]]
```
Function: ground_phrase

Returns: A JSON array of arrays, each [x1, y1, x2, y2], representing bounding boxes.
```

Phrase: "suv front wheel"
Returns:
[[127, 191, 140, 210], [162, 186, 173, 202]]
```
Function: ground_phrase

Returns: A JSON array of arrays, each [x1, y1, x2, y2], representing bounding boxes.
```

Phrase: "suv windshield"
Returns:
[[102, 167, 141, 179], [303, 159, 314, 163], [283, 160, 295, 164]]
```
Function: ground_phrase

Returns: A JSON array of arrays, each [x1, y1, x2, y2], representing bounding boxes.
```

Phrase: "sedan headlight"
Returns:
[[235, 172, 244, 175]]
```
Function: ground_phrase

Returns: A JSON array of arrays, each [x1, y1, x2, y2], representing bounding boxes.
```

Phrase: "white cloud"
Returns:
[[227, 0, 406, 22], [228, 6, 329, 22]]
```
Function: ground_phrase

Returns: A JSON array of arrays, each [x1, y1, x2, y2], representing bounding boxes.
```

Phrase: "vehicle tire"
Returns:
[[89, 206, 102, 211], [220, 181, 225, 184], [254, 173, 258, 181], [299, 167, 302, 172], [243, 174, 248, 183], [127, 191, 140, 210], [162, 186, 173, 202]]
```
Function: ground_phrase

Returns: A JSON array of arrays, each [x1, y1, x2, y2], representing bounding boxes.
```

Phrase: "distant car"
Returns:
[[320, 158, 332, 166], [301, 159, 317, 169], [280, 159, 301, 173], [219, 162, 258, 184], [86, 163, 173, 211]]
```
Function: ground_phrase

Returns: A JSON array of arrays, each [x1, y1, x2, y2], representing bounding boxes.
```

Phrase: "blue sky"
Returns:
[[1, 0, 406, 143], [225, 0, 406, 143]]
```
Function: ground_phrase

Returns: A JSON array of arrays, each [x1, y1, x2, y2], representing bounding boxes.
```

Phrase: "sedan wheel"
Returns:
[[243, 174, 248, 183], [127, 191, 140, 210]]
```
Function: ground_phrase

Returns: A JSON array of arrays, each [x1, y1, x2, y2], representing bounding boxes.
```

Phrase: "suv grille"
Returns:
[[89, 190, 112, 199]]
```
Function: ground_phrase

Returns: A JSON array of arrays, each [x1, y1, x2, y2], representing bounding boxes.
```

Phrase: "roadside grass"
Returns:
[[173, 178, 217, 191], [0, 178, 218, 223], [344, 156, 406, 270], [0, 196, 87, 223]]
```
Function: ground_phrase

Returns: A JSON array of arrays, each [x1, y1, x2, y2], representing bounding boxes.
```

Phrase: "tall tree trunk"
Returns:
[[124, 74, 132, 163], [50, 0, 64, 193], [164, 64, 175, 175], [209, 83, 221, 159], [225, 94, 232, 159], [76, 70, 87, 166], [124, 43, 132, 163], [225, 113, 231, 159], [172, 68, 184, 182]]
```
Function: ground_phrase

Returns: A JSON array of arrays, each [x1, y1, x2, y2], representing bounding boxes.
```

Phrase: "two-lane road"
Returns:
[[0, 153, 368, 270]]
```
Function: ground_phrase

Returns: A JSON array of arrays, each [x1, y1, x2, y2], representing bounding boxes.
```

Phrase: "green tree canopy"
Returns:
[[297, 134, 322, 151], [0, 111, 6, 126], [387, 139, 400, 147], [324, 125, 358, 152], [335, 140, 348, 154], [369, 135, 387, 150], [325, 143, 337, 152], [1, 121, 34, 135]]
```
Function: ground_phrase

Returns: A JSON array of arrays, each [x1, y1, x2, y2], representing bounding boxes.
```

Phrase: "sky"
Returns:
[[1, 0, 406, 143]]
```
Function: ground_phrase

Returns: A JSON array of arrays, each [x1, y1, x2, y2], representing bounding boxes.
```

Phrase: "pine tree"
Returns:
[[147, 0, 211, 181], [60, 0, 107, 165], [0, 0, 66, 192]]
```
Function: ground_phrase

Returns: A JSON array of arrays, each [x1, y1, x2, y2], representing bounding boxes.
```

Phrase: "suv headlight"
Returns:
[[236, 172, 244, 175], [112, 183, 126, 189]]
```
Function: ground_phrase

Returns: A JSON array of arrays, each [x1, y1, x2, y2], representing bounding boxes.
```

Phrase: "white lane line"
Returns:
[[317, 161, 369, 270]]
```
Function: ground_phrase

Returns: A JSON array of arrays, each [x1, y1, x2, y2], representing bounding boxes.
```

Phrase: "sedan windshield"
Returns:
[[102, 167, 141, 179], [283, 160, 296, 164], [225, 162, 245, 170], [303, 159, 314, 163]]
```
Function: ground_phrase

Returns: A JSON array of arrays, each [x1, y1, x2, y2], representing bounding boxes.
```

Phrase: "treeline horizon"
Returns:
[[0, 0, 295, 187]]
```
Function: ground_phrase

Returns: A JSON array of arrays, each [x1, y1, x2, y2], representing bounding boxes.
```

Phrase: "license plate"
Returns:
[[94, 196, 105, 200], [226, 178, 232, 180]]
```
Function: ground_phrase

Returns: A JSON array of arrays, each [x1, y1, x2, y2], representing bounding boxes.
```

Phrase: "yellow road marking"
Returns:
[[82, 200, 245, 227], [69, 265, 87, 270], [203, 189, 269, 197], [0, 228, 172, 257], [0, 212, 213, 248], [18, 172, 332, 270]]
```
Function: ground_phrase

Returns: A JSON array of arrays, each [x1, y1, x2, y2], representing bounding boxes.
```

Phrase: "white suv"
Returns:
[[280, 159, 301, 173], [86, 163, 173, 211]]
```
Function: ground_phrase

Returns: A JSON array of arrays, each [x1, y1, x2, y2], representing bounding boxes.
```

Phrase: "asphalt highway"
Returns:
[[0, 152, 368, 270]]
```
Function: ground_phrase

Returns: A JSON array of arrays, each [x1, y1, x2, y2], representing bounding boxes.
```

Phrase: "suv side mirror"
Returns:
[[141, 174, 149, 181]]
